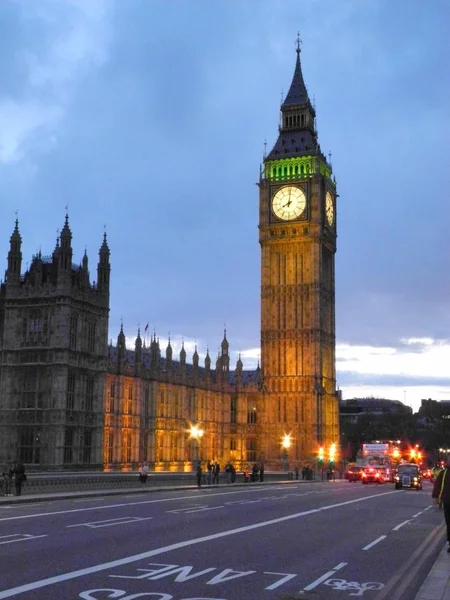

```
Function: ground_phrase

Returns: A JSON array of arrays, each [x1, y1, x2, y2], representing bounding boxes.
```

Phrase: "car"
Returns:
[[361, 466, 387, 484], [394, 463, 422, 490], [346, 466, 363, 482], [421, 468, 432, 480]]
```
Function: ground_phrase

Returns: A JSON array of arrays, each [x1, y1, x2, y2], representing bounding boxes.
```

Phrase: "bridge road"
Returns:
[[0, 480, 444, 600]]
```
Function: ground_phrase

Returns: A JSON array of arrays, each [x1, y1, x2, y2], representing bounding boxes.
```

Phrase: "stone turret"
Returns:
[[6, 219, 22, 284], [135, 328, 142, 373], [166, 336, 173, 371], [117, 324, 126, 373], [97, 232, 110, 295]]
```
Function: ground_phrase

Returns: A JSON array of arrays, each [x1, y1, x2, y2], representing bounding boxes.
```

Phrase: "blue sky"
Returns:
[[1, 0, 449, 413]]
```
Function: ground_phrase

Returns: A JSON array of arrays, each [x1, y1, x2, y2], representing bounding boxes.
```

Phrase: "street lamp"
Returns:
[[281, 434, 291, 472], [189, 425, 204, 469]]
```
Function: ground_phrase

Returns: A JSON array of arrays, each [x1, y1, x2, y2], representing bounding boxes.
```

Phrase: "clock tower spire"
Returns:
[[257, 41, 339, 469]]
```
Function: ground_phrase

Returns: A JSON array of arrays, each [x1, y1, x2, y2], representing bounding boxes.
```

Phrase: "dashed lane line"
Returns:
[[362, 535, 387, 550]]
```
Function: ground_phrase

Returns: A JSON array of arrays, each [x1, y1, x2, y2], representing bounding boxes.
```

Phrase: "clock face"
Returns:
[[325, 191, 334, 226], [272, 186, 306, 221]]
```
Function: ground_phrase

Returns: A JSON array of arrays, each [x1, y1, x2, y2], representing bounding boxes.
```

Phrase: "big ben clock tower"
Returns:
[[258, 40, 339, 468]]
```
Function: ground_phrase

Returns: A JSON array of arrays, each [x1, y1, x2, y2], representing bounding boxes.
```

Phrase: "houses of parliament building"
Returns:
[[0, 44, 339, 471]]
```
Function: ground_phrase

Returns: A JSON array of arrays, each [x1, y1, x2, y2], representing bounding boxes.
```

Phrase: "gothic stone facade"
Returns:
[[0, 217, 110, 469], [104, 330, 260, 471]]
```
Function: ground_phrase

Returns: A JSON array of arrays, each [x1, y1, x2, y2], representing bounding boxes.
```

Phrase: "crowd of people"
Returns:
[[2, 461, 27, 496], [195, 461, 267, 487]]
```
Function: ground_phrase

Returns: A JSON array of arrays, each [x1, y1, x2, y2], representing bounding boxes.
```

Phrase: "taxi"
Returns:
[[394, 463, 422, 490]]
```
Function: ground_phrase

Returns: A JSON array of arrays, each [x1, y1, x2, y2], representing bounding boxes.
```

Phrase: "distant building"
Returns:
[[418, 398, 450, 420], [340, 397, 412, 424]]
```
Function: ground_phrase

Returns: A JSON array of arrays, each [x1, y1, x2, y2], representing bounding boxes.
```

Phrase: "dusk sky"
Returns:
[[1, 0, 449, 413]]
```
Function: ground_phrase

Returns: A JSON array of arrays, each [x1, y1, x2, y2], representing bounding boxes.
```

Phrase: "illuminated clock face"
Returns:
[[325, 191, 334, 226], [272, 186, 306, 221]]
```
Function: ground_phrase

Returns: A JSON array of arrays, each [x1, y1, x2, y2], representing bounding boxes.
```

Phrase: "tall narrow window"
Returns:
[[126, 432, 132, 462], [83, 430, 92, 463], [69, 314, 78, 350], [247, 399, 257, 424], [246, 439, 256, 462], [86, 378, 94, 412], [87, 322, 96, 353], [230, 397, 237, 424], [63, 428, 74, 464], [144, 387, 150, 419], [22, 427, 40, 463], [107, 430, 114, 463], [67, 375, 75, 410], [22, 370, 37, 408]]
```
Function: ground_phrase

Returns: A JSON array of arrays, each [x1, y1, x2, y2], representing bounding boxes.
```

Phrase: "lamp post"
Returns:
[[329, 443, 336, 481], [282, 434, 291, 472], [189, 425, 204, 470]]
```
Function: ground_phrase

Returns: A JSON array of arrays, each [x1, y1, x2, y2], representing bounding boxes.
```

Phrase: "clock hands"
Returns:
[[282, 189, 292, 209]]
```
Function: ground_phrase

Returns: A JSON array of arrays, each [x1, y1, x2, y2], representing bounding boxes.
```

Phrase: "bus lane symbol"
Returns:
[[324, 578, 384, 596]]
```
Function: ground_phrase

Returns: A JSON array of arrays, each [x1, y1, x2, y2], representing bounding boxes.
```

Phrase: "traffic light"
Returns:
[[318, 447, 324, 465]]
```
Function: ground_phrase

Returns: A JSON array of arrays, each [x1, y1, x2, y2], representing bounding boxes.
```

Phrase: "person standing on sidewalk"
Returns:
[[196, 463, 203, 487], [13, 461, 26, 496], [432, 457, 450, 552], [139, 461, 149, 485], [2, 464, 13, 496]]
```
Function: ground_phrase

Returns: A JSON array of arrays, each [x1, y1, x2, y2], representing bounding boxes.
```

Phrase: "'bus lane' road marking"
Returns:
[[67, 516, 153, 529], [0, 533, 47, 545], [362, 535, 387, 550], [302, 561, 347, 591], [0, 490, 398, 599]]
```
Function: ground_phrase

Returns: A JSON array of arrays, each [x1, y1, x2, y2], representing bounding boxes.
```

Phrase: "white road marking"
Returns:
[[424, 506, 433, 511], [302, 561, 347, 591], [362, 535, 387, 550], [184, 506, 224, 514], [264, 571, 297, 590], [67, 516, 153, 528], [0, 491, 397, 599], [393, 520, 410, 531], [0, 487, 290, 522], [412, 512, 422, 517], [0, 533, 47, 545]]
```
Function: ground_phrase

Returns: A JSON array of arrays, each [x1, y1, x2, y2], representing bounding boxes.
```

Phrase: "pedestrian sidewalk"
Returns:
[[415, 543, 450, 600]]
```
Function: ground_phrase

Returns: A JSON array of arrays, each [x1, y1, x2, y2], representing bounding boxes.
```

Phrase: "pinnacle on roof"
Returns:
[[281, 34, 310, 108], [10, 218, 21, 243], [60, 212, 71, 239]]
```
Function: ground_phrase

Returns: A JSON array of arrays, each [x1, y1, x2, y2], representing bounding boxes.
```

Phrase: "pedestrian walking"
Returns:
[[212, 461, 220, 484], [139, 461, 149, 485], [432, 457, 450, 551], [259, 462, 265, 482], [196, 463, 203, 487], [2, 464, 13, 496], [225, 462, 232, 484], [206, 460, 213, 485], [13, 461, 26, 496]]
